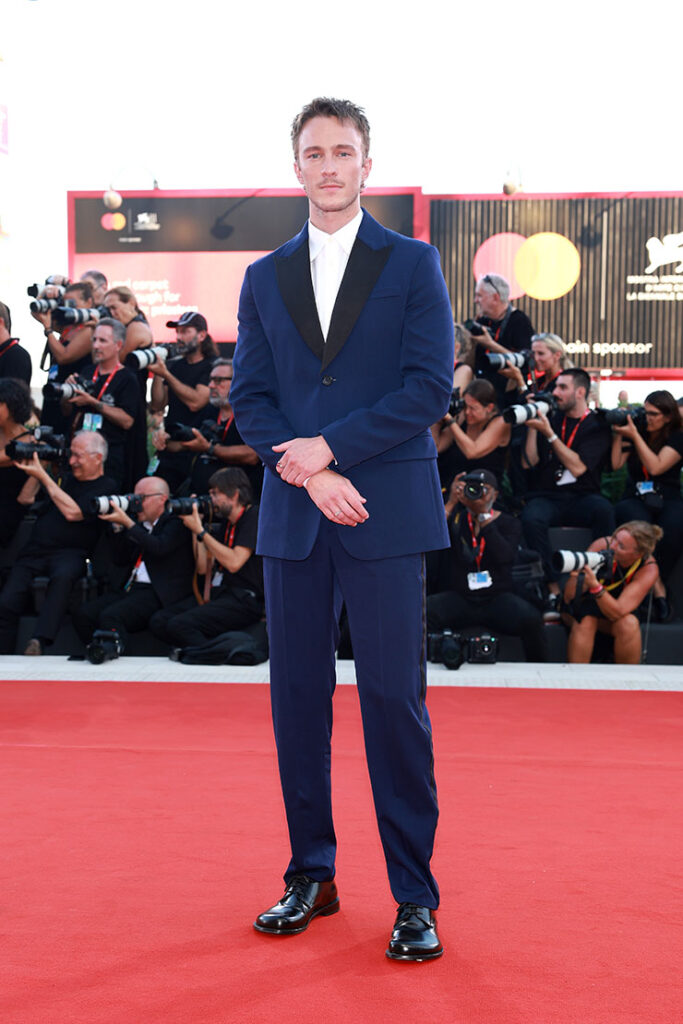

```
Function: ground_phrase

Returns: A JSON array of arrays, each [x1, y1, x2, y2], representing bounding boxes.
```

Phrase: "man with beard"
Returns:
[[150, 311, 218, 491], [180, 358, 262, 496]]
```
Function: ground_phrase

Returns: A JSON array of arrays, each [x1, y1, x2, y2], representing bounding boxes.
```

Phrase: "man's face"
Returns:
[[69, 438, 102, 480], [553, 375, 579, 412], [64, 287, 93, 310], [209, 365, 233, 407], [81, 275, 107, 305], [294, 116, 371, 221], [175, 326, 203, 355], [134, 481, 168, 523], [92, 325, 120, 366], [474, 283, 499, 318], [209, 487, 234, 518]]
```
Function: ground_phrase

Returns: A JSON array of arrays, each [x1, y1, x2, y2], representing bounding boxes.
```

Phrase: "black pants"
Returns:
[[427, 589, 547, 662], [149, 588, 263, 648], [522, 492, 616, 582], [72, 584, 163, 651], [0, 549, 85, 652]]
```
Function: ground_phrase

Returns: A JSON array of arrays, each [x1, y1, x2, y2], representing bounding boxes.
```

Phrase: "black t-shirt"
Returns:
[[75, 363, 143, 453], [530, 410, 611, 496], [164, 356, 212, 428], [0, 339, 32, 386], [189, 406, 264, 497], [625, 429, 683, 495], [437, 419, 508, 495], [27, 473, 116, 554], [210, 504, 263, 599], [474, 308, 534, 408], [445, 509, 521, 600]]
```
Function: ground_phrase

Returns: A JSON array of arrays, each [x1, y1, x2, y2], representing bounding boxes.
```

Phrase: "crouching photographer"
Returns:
[[561, 522, 660, 664], [0, 431, 114, 655], [426, 469, 547, 663], [149, 467, 264, 655], [72, 476, 196, 656]]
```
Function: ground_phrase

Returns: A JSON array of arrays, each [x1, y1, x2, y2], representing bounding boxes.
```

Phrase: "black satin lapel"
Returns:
[[322, 239, 393, 370], [274, 242, 325, 362]]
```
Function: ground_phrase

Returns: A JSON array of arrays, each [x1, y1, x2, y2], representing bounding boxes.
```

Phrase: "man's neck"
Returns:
[[217, 402, 232, 422], [309, 200, 361, 235], [185, 349, 203, 365], [565, 399, 588, 418], [229, 502, 246, 525], [96, 358, 119, 374]]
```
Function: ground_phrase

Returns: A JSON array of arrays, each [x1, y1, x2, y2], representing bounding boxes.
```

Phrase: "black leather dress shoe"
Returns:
[[385, 902, 443, 961], [253, 875, 339, 935]]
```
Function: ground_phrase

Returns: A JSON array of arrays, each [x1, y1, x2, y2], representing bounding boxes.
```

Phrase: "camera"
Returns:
[[462, 473, 489, 501], [448, 388, 465, 418], [486, 349, 532, 371], [552, 548, 616, 574], [125, 344, 175, 370], [86, 629, 123, 665], [463, 318, 488, 337], [502, 391, 556, 425], [89, 493, 143, 516], [51, 306, 100, 329], [167, 419, 221, 445], [166, 495, 213, 518], [6, 426, 70, 462], [30, 298, 65, 314], [427, 630, 499, 669], [597, 405, 647, 429], [27, 276, 70, 298], [42, 376, 99, 401]]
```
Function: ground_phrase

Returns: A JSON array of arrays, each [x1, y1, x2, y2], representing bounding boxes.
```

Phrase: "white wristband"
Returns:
[[547, 433, 558, 443]]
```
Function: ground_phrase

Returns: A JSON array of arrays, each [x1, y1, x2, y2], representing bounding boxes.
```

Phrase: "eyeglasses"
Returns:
[[483, 274, 500, 298], [210, 375, 232, 383]]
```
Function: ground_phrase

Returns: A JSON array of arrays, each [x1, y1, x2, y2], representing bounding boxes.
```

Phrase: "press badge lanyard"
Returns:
[[560, 410, 590, 450], [218, 412, 235, 442], [225, 504, 247, 548], [467, 513, 486, 569], [92, 363, 123, 400], [601, 557, 643, 593], [0, 339, 20, 358]]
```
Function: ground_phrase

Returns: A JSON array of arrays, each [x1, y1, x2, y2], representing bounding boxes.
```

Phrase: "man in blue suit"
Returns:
[[230, 98, 455, 961]]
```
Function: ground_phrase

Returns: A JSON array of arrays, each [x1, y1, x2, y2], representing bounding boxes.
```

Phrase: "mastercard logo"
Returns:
[[473, 232, 581, 301], [101, 213, 126, 231]]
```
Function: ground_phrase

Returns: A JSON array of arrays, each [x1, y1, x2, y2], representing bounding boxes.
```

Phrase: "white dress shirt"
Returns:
[[308, 210, 363, 340]]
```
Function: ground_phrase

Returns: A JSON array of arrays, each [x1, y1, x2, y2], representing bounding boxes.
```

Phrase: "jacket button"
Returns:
[[321, 375, 335, 386]]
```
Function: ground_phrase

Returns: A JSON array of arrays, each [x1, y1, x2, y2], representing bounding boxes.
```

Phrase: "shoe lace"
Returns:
[[396, 902, 429, 927], [286, 874, 315, 901]]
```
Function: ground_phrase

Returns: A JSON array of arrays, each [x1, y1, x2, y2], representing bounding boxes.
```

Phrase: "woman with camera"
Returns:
[[610, 390, 683, 620], [0, 379, 34, 549], [104, 286, 153, 367], [563, 521, 660, 664], [501, 332, 573, 396], [433, 379, 511, 495]]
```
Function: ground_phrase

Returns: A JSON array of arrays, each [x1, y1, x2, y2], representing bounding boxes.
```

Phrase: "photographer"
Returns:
[[37, 281, 97, 433], [426, 469, 546, 661], [503, 332, 573, 398], [470, 273, 534, 406], [181, 358, 262, 496], [72, 476, 196, 654], [434, 379, 511, 496], [610, 390, 683, 621], [150, 311, 218, 491], [0, 300, 32, 386], [104, 286, 153, 364], [562, 522, 660, 664], [149, 467, 263, 651], [521, 367, 614, 619], [0, 431, 114, 655], [62, 318, 145, 491], [0, 379, 34, 549], [80, 269, 109, 315]]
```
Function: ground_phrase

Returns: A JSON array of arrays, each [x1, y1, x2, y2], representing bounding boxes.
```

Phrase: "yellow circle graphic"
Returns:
[[514, 233, 581, 300]]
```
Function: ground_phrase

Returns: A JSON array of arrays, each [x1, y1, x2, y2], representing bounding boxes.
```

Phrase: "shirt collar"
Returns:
[[308, 209, 363, 263]]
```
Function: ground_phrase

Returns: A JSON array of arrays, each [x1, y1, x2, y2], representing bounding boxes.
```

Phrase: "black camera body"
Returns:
[[6, 426, 69, 463], [448, 387, 465, 418], [166, 495, 213, 518], [427, 630, 499, 669], [598, 405, 647, 429], [463, 318, 488, 337], [86, 629, 123, 665], [168, 419, 222, 445]]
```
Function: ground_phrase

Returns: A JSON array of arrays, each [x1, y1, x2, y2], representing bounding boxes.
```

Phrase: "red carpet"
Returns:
[[2, 680, 681, 1024]]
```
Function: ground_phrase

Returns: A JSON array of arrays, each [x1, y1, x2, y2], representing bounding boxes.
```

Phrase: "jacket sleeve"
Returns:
[[125, 516, 187, 558], [320, 246, 454, 471], [230, 265, 299, 470]]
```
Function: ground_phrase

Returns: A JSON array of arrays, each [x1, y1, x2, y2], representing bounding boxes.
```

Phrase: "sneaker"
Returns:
[[543, 594, 561, 622], [24, 638, 43, 656]]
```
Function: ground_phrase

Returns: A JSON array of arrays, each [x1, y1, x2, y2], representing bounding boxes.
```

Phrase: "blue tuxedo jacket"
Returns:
[[231, 210, 455, 561]]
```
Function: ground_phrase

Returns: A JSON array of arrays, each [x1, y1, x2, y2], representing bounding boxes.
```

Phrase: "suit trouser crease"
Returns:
[[264, 518, 439, 909]]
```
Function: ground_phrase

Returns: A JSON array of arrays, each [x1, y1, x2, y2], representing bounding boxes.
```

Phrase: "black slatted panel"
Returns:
[[430, 196, 683, 370]]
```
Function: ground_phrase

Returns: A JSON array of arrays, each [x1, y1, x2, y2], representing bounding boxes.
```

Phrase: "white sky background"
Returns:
[[1, 0, 682, 358]]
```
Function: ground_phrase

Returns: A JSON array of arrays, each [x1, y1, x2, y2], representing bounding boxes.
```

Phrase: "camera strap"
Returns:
[[560, 409, 590, 450], [0, 338, 20, 358], [466, 512, 486, 569], [219, 413, 235, 442], [92, 363, 123, 401]]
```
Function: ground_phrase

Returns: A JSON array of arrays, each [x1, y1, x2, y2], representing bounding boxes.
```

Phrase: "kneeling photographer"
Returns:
[[609, 390, 683, 621], [149, 467, 263, 655], [0, 431, 114, 655], [426, 469, 547, 664], [72, 476, 196, 656], [561, 521, 660, 664]]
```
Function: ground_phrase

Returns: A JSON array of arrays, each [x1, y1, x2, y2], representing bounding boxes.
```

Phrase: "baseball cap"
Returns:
[[166, 311, 208, 331], [463, 468, 499, 490]]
